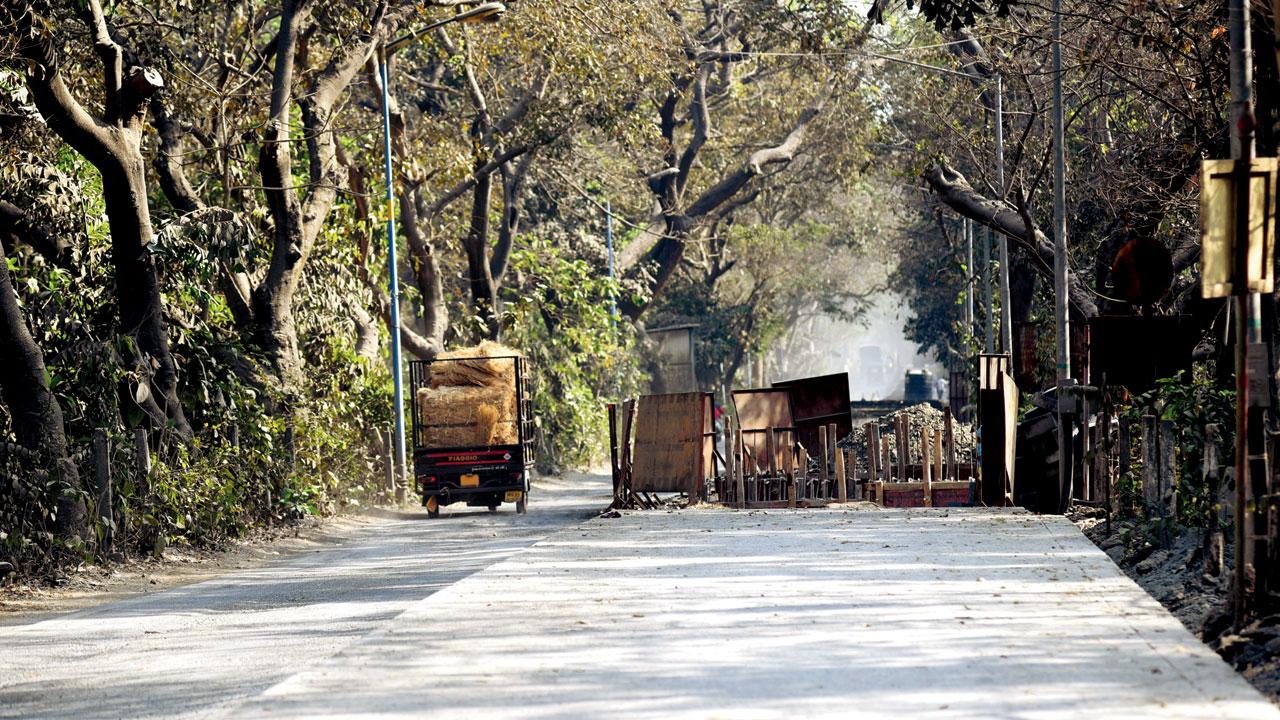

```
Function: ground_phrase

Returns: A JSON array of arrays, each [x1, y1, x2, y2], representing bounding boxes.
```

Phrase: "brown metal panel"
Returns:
[[632, 392, 704, 494], [731, 389, 794, 473], [773, 373, 852, 453]]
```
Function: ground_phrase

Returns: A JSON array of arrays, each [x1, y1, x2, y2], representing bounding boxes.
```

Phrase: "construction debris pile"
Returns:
[[416, 341, 520, 447], [838, 403, 976, 465]]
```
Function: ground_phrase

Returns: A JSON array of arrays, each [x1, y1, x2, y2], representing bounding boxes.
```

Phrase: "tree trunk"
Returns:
[[0, 235, 84, 540], [16, 3, 192, 440], [463, 165, 499, 339]]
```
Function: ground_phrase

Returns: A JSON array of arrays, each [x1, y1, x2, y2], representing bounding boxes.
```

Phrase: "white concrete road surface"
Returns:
[[4, 493, 1278, 719], [0, 474, 609, 719]]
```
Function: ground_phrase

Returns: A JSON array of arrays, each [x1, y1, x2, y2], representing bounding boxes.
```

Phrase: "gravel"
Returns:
[[838, 403, 976, 465]]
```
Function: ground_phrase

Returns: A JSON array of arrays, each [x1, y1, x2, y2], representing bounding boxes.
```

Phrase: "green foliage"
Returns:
[[505, 236, 647, 473], [1121, 374, 1235, 528]]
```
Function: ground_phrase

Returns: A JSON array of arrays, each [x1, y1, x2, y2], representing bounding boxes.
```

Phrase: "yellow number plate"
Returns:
[[504, 491, 522, 503], [461, 474, 480, 487]]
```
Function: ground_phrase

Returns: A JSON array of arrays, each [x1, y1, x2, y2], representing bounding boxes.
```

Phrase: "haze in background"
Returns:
[[772, 292, 944, 401]]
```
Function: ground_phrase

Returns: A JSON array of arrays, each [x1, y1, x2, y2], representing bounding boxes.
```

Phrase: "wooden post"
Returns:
[[735, 427, 746, 509], [1117, 415, 1132, 516], [1158, 419, 1177, 545], [93, 429, 112, 553], [865, 422, 879, 486], [726, 418, 736, 505], [933, 429, 944, 488], [881, 436, 892, 483], [1080, 396, 1092, 502], [622, 399, 636, 507], [1090, 420, 1105, 512], [766, 427, 777, 502], [1205, 424, 1224, 576], [608, 404, 620, 504], [944, 407, 956, 481], [1101, 411, 1113, 534], [922, 426, 933, 508], [1141, 415, 1158, 516], [836, 442, 848, 503], [819, 426, 830, 500]]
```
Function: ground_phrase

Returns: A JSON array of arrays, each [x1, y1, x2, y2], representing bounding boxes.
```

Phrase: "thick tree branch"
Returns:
[[923, 160, 1099, 318]]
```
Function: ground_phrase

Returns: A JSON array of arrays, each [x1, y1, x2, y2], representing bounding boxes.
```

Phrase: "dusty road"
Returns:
[[0, 474, 609, 719], [6, 488, 1279, 719]]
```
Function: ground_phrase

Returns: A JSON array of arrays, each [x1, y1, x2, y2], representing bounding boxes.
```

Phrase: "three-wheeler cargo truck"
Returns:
[[409, 355, 534, 518]]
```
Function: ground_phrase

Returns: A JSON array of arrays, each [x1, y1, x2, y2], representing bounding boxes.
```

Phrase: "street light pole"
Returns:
[[1051, 0, 1070, 384], [994, 73, 1012, 356], [380, 2, 507, 500], [1227, 0, 1259, 626], [607, 200, 617, 325], [378, 52, 408, 499]]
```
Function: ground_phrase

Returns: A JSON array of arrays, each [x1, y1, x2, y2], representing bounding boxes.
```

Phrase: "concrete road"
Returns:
[[227, 507, 1279, 720], [0, 474, 610, 719]]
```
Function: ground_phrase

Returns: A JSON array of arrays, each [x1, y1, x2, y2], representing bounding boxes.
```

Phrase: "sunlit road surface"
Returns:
[[0, 474, 609, 719], [231, 507, 1278, 720]]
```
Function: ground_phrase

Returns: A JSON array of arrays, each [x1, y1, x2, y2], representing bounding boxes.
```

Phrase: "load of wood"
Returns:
[[417, 342, 521, 447]]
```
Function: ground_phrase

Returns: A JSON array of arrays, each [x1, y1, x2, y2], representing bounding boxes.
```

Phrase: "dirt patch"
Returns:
[[0, 507, 406, 625], [1072, 506, 1280, 703]]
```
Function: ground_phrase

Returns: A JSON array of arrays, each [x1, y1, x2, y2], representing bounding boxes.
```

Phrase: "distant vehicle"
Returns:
[[904, 369, 935, 404], [409, 355, 535, 518], [859, 345, 889, 382]]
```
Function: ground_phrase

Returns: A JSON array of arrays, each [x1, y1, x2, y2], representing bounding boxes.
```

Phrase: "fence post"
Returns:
[[93, 430, 112, 553], [944, 407, 956, 481], [735, 426, 746, 509], [1205, 424, 1224, 576], [881, 435, 892, 484], [835, 440, 848, 503], [1118, 415, 1132, 516], [818, 427, 830, 500], [922, 426, 933, 508], [1141, 415, 1158, 516], [1158, 419, 1177, 545]]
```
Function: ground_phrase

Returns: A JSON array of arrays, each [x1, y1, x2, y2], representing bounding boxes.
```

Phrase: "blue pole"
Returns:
[[606, 200, 616, 326], [380, 52, 408, 497]]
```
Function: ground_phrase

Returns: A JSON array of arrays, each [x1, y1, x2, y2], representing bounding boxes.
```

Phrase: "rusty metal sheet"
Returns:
[[631, 392, 705, 495], [773, 373, 851, 454], [731, 389, 794, 473]]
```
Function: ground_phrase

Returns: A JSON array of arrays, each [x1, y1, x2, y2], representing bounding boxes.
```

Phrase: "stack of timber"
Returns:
[[416, 341, 520, 447]]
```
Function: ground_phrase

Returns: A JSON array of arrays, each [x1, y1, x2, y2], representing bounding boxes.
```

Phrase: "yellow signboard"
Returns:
[[1200, 158, 1277, 298]]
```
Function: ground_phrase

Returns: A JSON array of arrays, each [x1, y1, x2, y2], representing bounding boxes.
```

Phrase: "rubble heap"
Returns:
[[838, 403, 976, 465]]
